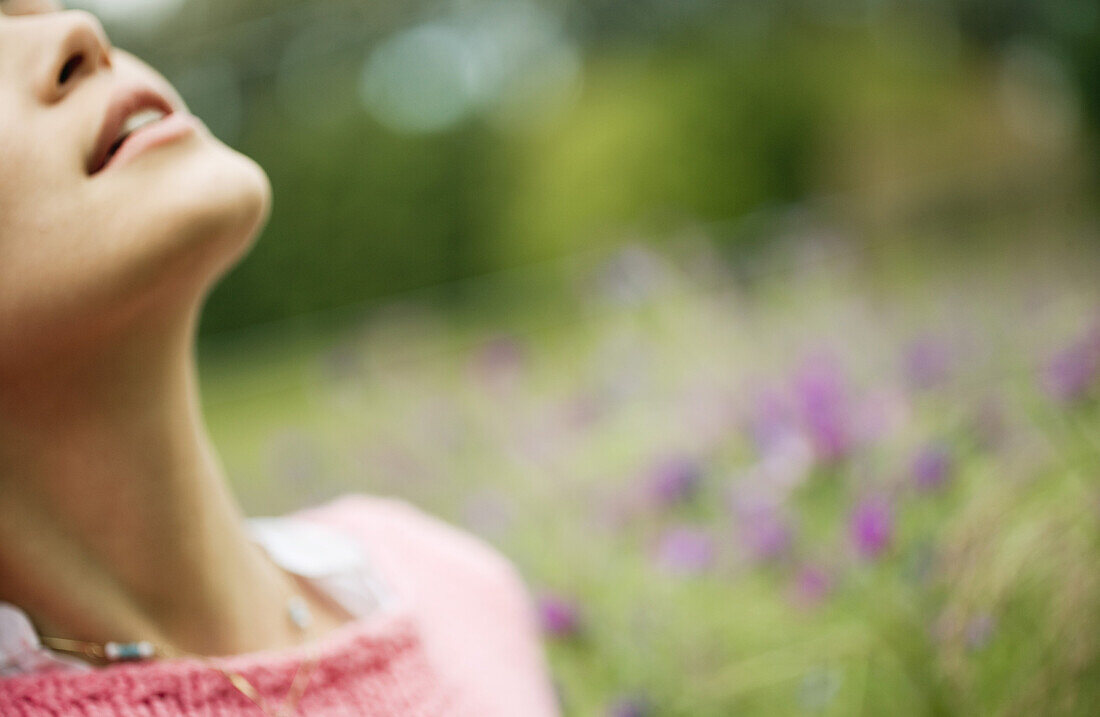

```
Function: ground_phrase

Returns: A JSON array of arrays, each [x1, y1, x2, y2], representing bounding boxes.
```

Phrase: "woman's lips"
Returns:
[[96, 111, 201, 174]]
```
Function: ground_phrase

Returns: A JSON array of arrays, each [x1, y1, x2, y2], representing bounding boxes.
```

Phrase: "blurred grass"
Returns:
[[198, 209, 1100, 714]]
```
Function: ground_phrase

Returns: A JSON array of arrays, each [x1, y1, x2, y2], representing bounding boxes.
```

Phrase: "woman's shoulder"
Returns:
[[288, 493, 538, 620], [290, 493, 560, 716]]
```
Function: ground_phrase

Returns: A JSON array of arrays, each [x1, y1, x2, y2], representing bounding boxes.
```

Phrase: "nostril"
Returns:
[[57, 52, 83, 85]]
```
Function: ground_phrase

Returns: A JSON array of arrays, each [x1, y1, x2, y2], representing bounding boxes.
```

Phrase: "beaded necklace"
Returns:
[[39, 595, 319, 717]]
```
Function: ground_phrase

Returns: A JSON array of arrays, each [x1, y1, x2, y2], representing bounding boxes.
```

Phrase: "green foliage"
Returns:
[[199, 35, 831, 334], [189, 1, 1099, 337], [493, 42, 823, 265]]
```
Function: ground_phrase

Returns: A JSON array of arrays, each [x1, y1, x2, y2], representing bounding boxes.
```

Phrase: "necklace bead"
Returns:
[[287, 596, 313, 631], [103, 640, 156, 661]]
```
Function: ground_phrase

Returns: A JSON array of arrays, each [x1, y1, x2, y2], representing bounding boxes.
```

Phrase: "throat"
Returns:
[[0, 350, 311, 658], [0, 502, 343, 660], [0, 302, 350, 661]]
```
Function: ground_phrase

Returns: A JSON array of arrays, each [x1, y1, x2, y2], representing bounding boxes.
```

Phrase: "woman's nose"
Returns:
[[38, 10, 112, 104]]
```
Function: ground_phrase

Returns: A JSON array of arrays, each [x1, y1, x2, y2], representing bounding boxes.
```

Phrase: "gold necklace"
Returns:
[[41, 636, 320, 717], [217, 646, 319, 717], [39, 596, 321, 717]]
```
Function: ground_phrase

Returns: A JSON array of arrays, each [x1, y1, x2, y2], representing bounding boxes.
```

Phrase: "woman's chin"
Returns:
[[172, 144, 273, 271], [115, 137, 273, 284], [68, 135, 276, 336], [0, 135, 273, 369]]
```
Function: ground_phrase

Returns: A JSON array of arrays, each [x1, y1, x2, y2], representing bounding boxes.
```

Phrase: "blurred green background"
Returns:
[[72, 0, 1100, 335], [72, 0, 1100, 714]]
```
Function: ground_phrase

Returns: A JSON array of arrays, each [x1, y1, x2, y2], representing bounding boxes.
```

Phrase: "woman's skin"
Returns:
[[0, 0, 349, 659]]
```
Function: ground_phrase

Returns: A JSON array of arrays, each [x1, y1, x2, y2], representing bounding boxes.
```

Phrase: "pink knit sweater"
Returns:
[[0, 494, 561, 716]]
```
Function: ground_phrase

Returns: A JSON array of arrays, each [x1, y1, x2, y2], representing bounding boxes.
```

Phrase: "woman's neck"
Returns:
[[0, 306, 321, 657]]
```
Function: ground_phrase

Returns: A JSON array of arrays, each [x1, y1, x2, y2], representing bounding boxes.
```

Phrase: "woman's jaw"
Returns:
[[0, 6, 272, 371], [0, 41, 272, 373]]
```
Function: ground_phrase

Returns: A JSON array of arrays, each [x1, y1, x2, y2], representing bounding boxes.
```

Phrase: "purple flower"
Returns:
[[965, 612, 996, 651], [970, 398, 1005, 450], [654, 526, 715, 576], [536, 594, 583, 638], [594, 483, 650, 533], [732, 433, 816, 509], [903, 337, 952, 389], [849, 496, 893, 560], [1041, 339, 1099, 403], [606, 694, 652, 717], [748, 387, 797, 454], [852, 388, 911, 445], [912, 444, 953, 492], [471, 334, 526, 394], [645, 455, 703, 507], [733, 498, 794, 562], [563, 390, 607, 430], [789, 564, 833, 608], [792, 357, 852, 463]]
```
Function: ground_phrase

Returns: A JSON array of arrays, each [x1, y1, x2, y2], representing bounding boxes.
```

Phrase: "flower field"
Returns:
[[201, 224, 1100, 715]]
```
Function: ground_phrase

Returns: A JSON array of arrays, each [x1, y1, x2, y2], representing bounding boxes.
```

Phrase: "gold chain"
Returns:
[[211, 645, 320, 717], [36, 558, 320, 714], [40, 637, 322, 716]]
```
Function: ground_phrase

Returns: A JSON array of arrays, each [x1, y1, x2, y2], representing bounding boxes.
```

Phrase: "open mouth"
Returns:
[[87, 85, 177, 176], [102, 108, 168, 164]]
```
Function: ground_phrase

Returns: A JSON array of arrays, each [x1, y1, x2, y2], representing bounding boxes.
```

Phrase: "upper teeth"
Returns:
[[115, 108, 166, 144]]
